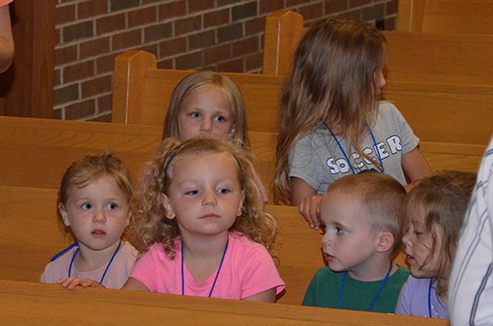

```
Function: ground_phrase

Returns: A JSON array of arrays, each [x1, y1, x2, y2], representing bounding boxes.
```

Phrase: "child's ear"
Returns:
[[58, 202, 70, 227], [376, 231, 394, 253], [236, 190, 245, 217], [161, 194, 176, 220]]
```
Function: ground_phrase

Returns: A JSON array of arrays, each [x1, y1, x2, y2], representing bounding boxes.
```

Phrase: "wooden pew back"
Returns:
[[112, 50, 283, 133], [397, 0, 493, 34], [264, 10, 493, 86]]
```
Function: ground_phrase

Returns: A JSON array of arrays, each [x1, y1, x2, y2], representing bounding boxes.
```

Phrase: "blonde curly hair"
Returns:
[[130, 138, 277, 259]]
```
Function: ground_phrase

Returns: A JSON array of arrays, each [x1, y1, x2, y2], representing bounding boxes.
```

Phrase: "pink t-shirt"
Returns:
[[130, 232, 285, 299], [39, 241, 138, 289], [0, 0, 12, 7]]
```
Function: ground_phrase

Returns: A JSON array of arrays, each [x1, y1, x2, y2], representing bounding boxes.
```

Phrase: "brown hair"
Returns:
[[130, 138, 277, 259], [325, 172, 406, 253], [57, 152, 133, 237], [274, 18, 386, 203], [162, 71, 250, 147], [405, 171, 476, 286]]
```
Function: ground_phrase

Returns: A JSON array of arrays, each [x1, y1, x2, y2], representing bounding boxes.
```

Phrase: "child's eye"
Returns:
[[336, 227, 345, 235], [215, 116, 225, 122], [190, 112, 200, 118], [186, 190, 199, 196], [81, 203, 92, 209], [218, 188, 230, 194], [107, 203, 118, 210]]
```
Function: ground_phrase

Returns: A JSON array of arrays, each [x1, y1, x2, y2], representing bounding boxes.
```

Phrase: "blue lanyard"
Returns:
[[428, 278, 433, 318], [325, 122, 384, 174], [68, 240, 122, 285], [181, 238, 228, 297], [338, 260, 393, 311]]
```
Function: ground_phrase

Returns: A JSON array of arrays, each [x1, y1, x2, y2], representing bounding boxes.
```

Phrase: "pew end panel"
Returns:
[[112, 50, 284, 133]]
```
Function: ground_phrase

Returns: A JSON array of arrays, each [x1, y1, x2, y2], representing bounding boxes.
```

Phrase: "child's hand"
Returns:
[[56, 277, 105, 290], [298, 194, 323, 229]]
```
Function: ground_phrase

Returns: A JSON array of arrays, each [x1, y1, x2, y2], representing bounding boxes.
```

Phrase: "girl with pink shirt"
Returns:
[[60, 138, 284, 302]]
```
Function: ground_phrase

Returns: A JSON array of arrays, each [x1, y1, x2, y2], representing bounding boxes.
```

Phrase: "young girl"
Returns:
[[273, 18, 432, 228], [395, 171, 476, 318], [40, 153, 138, 289], [124, 138, 284, 302], [162, 70, 268, 203]]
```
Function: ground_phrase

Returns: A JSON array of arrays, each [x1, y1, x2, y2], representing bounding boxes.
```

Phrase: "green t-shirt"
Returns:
[[302, 265, 410, 313]]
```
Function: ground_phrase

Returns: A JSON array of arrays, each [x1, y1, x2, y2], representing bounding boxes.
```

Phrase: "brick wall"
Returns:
[[54, 0, 399, 121]]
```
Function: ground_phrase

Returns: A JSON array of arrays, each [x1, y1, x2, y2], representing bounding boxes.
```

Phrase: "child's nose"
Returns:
[[202, 190, 217, 207], [200, 119, 213, 132], [401, 232, 411, 247], [93, 209, 106, 223], [321, 234, 332, 247]]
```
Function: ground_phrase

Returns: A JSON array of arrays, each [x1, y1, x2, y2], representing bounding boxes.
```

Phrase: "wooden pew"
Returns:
[[264, 10, 493, 86], [112, 50, 283, 132], [0, 116, 485, 202], [397, 0, 493, 34], [1, 280, 449, 325], [0, 184, 408, 306]]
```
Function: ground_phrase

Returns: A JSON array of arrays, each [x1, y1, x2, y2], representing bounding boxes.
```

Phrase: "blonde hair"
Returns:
[[325, 172, 406, 253], [274, 18, 386, 203], [57, 152, 133, 237], [162, 71, 250, 147], [130, 138, 277, 259], [405, 171, 476, 288]]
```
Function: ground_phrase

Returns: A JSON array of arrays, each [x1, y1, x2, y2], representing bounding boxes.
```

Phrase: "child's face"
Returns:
[[162, 152, 245, 239], [402, 210, 444, 278], [59, 177, 130, 252], [373, 67, 386, 98], [178, 86, 235, 141], [320, 191, 381, 278]]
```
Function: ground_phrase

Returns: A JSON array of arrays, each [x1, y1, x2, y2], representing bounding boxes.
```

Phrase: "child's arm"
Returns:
[[121, 277, 151, 292], [291, 177, 323, 229], [56, 277, 105, 290], [0, 5, 14, 73], [242, 288, 276, 303], [401, 147, 433, 192]]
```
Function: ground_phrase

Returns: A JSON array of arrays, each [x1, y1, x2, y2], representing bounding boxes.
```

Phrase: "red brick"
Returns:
[[63, 60, 95, 83], [350, 0, 372, 8], [57, 4, 75, 24], [384, 17, 396, 30], [54, 84, 79, 106], [54, 69, 61, 86], [286, 0, 312, 6], [128, 6, 157, 28], [175, 15, 202, 35], [112, 30, 142, 51], [245, 52, 263, 72], [188, 0, 215, 13], [386, 0, 398, 15], [245, 17, 265, 35], [82, 75, 112, 97], [65, 99, 96, 120], [325, 0, 348, 14], [55, 45, 77, 66], [204, 9, 230, 28], [217, 58, 244, 73], [298, 3, 324, 20], [204, 44, 231, 65], [142, 0, 162, 4], [96, 53, 119, 74], [80, 37, 110, 60], [259, 0, 284, 14], [157, 58, 173, 69], [96, 13, 126, 35], [232, 36, 259, 56], [55, 28, 61, 46], [90, 113, 112, 122], [97, 94, 113, 114], [159, 0, 186, 20], [175, 51, 203, 70], [78, 0, 108, 19], [159, 37, 187, 57]]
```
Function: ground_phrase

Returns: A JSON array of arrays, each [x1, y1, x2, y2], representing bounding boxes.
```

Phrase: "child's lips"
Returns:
[[200, 213, 220, 219], [91, 229, 106, 237], [324, 253, 336, 262]]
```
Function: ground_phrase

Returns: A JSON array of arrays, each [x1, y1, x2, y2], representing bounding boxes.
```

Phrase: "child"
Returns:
[[273, 17, 432, 228], [162, 70, 268, 203], [302, 173, 409, 313], [123, 138, 284, 301], [395, 171, 476, 319], [40, 153, 138, 289]]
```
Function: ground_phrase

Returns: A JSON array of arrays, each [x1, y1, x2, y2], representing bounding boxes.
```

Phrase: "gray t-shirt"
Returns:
[[289, 102, 419, 194]]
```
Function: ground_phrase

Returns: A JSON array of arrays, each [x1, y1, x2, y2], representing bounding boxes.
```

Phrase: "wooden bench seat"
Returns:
[[397, 0, 493, 34]]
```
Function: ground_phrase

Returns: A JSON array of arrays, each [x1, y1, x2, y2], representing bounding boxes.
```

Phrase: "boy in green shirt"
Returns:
[[302, 173, 410, 313]]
